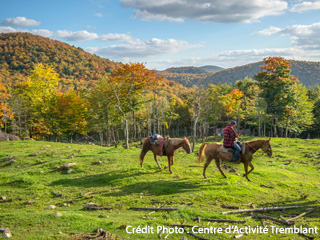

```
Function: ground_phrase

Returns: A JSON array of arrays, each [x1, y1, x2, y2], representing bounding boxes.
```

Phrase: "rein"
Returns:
[[246, 142, 265, 156]]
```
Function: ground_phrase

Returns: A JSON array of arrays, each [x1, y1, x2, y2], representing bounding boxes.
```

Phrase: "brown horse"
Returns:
[[198, 139, 272, 181], [140, 137, 192, 173]]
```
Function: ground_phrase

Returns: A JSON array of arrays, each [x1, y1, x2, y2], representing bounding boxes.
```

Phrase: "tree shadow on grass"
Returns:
[[104, 180, 202, 196], [49, 169, 156, 188], [49, 168, 203, 196]]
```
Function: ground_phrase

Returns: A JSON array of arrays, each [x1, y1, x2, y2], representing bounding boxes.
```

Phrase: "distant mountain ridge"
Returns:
[[160, 61, 320, 87], [200, 65, 224, 73], [2, 32, 320, 89]]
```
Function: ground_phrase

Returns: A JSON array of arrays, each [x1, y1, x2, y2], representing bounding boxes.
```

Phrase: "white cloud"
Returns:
[[0, 26, 20, 33], [290, 1, 320, 12], [100, 33, 133, 43], [1, 17, 40, 26], [31, 29, 53, 38], [120, 0, 288, 23], [86, 38, 201, 60], [56, 30, 99, 41], [258, 22, 320, 49], [95, 13, 103, 17], [133, 10, 183, 22], [257, 26, 282, 36]]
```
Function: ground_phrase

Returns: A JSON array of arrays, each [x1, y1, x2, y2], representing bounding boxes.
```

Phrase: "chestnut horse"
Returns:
[[140, 137, 192, 173], [198, 139, 272, 181]]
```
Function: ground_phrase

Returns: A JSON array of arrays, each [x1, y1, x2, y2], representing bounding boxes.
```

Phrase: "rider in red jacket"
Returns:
[[223, 120, 241, 163]]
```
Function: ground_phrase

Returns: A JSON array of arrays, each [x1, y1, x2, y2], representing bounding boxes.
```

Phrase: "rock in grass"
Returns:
[[54, 212, 62, 217], [0, 227, 12, 238], [83, 203, 98, 210], [27, 199, 35, 204], [46, 205, 56, 209], [61, 163, 76, 169]]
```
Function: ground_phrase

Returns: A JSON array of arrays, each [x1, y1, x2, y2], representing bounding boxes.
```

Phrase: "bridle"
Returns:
[[247, 141, 270, 156], [182, 139, 191, 154]]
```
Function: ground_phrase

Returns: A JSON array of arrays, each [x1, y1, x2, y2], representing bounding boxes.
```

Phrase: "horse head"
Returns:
[[261, 139, 272, 157], [183, 138, 192, 154]]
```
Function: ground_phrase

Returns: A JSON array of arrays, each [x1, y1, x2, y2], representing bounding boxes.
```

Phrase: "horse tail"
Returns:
[[140, 137, 151, 165], [198, 143, 208, 163]]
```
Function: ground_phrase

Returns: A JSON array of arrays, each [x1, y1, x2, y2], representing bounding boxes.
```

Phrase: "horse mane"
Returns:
[[170, 138, 189, 145], [245, 139, 268, 151], [169, 138, 185, 146]]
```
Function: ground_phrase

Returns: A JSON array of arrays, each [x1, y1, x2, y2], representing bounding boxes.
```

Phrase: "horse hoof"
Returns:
[[164, 165, 169, 169]]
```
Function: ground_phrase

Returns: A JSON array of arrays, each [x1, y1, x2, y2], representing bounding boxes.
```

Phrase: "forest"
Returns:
[[1, 33, 320, 149]]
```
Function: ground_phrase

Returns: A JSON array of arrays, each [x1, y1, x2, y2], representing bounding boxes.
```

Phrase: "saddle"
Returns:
[[150, 134, 170, 156], [220, 141, 245, 154]]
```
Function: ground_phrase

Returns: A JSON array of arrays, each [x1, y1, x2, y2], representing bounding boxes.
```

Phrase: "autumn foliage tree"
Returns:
[[0, 82, 14, 132], [254, 57, 299, 136], [255, 57, 314, 137], [101, 63, 162, 148], [12, 63, 59, 138], [47, 91, 88, 141]]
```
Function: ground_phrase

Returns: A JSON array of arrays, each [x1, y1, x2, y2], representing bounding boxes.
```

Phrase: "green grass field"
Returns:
[[0, 137, 319, 239]]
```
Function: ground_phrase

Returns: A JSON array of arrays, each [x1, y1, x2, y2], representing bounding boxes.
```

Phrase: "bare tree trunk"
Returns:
[[258, 111, 261, 137], [285, 118, 289, 138], [99, 132, 103, 145], [273, 116, 277, 137], [192, 115, 200, 152], [147, 106, 150, 137], [122, 112, 129, 149]]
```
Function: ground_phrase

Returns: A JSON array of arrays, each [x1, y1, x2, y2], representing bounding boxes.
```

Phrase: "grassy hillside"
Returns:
[[0, 138, 319, 239]]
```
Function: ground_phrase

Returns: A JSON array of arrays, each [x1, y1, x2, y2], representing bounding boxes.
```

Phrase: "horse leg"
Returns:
[[243, 161, 251, 182], [140, 150, 148, 167], [153, 153, 162, 169], [247, 162, 254, 175], [167, 156, 173, 174], [203, 157, 213, 178], [215, 158, 227, 178]]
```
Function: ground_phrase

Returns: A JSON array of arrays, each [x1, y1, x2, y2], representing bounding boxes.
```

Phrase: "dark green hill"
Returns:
[[0, 32, 120, 87], [161, 61, 320, 87], [200, 65, 224, 73], [165, 66, 207, 74]]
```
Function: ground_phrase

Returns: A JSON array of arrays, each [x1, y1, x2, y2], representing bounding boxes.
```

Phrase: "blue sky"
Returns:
[[1, 0, 320, 70]]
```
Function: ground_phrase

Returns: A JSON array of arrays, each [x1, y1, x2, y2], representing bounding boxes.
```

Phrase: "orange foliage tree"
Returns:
[[0, 82, 14, 131], [47, 91, 88, 140], [102, 63, 162, 148]]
